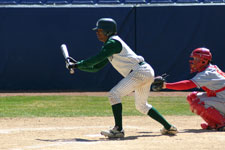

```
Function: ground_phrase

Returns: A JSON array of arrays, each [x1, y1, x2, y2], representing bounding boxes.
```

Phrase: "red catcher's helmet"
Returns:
[[189, 47, 212, 73]]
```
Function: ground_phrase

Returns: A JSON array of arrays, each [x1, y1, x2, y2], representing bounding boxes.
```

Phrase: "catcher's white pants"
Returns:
[[109, 63, 154, 114], [197, 92, 225, 115]]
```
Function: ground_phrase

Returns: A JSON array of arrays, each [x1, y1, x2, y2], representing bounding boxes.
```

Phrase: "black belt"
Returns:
[[129, 62, 145, 74], [139, 62, 145, 65]]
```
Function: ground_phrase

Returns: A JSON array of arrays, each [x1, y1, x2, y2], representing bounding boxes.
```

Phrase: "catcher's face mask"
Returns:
[[189, 57, 207, 73], [189, 47, 212, 73]]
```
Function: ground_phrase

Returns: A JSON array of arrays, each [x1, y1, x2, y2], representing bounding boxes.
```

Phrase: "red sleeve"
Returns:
[[165, 80, 197, 90]]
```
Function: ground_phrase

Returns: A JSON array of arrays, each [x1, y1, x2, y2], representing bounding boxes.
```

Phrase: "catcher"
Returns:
[[66, 18, 177, 138], [152, 47, 225, 131]]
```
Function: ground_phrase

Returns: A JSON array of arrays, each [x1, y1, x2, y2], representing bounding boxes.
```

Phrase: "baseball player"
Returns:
[[67, 18, 177, 138], [152, 47, 225, 131]]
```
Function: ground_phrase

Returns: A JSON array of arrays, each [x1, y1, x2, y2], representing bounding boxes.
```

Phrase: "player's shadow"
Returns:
[[105, 132, 163, 141], [181, 129, 220, 133], [36, 132, 166, 143], [36, 138, 99, 143]]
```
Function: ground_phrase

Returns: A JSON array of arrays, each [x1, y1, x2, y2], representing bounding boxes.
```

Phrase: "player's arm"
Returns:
[[76, 39, 122, 71], [165, 80, 197, 90], [77, 59, 109, 72]]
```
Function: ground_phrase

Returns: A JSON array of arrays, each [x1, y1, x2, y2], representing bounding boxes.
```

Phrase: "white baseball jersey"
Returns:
[[191, 64, 225, 98], [107, 35, 155, 114], [107, 35, 144, 77]]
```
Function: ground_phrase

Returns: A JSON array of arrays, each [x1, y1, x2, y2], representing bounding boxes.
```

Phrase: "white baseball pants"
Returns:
[[197, 92, 225, 115], [109, 63, 154, 114]]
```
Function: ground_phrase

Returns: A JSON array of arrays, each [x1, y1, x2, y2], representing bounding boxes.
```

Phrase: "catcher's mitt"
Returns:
[[151, 74, 168, 91]]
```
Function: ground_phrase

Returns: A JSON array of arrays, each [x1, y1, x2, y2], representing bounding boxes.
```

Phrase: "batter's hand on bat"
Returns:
[[65, 56, 77, 70], [66, 62, 77, 70], [67, 56, 77, 63], [66, 57, 77, 74], [60, 44, 77, 74]]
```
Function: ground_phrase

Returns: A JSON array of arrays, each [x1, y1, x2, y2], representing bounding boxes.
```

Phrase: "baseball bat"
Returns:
[[61, 44, 75, 74]]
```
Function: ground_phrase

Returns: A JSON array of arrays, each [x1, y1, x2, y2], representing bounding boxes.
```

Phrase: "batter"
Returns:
[[162, 48, 225, 130], [67, 18, 177, 138]]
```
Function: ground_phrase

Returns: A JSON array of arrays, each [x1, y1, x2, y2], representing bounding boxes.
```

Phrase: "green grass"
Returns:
[[0, 95, 193, 117]]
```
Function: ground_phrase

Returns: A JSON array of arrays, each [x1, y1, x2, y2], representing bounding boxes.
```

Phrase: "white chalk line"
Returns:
[[10, 141, 98, 150], [85, 134, 102, 137], [0, 125, 147, 134], [0, 126, 103, 134], [11, 143, 72, 150], [4, 125, 148, 150]]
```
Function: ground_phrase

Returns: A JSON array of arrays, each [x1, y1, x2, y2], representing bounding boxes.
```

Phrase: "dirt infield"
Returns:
[[0, 92, 224, 150], [1, 116, 225, 150]]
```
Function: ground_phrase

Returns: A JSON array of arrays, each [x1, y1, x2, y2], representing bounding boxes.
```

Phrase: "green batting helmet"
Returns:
[[93, 18, 117, 35]]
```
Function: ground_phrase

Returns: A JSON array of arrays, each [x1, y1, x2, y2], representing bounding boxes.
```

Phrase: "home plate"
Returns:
[[85, 134, 102, 137]]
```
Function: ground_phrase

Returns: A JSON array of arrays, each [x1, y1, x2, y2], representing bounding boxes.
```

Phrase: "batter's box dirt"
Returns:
[[0, 116, 225, 150]]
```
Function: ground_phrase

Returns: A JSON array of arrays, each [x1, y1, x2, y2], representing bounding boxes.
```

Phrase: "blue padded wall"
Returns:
[[150, 0, 173, 3], [46, 0, 71, 4], [136, 6, 225, 82], [0, 5, 225, 91], [0, 0, 19, 4], [124, 0, 148, 3], [98, 0, 121, 4], [20, 0, 46, 4], [0, 7, 135, 91], [72, 0, 96, 4], [0, 0, 225, 4], [203, 0, 224, 2], [176, 0, 200, 3]]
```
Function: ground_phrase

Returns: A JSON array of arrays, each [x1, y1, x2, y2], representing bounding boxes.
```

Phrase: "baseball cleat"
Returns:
[[217, 126, 225, 131], [201, 123, 213, 130], [100, 126, 125, 138], [160, 125, 178, 135]]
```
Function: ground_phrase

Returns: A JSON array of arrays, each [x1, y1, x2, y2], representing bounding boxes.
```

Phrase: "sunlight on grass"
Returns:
[[0, 95, 193, 117]]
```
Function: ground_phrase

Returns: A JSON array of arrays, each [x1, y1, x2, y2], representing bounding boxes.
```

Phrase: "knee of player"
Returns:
[[187, 91, 198, 104], [108, 90, 121, 105], [190, 99, 205, 115], [109, 89, 121, 99], [135, 103, 152, 114]]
